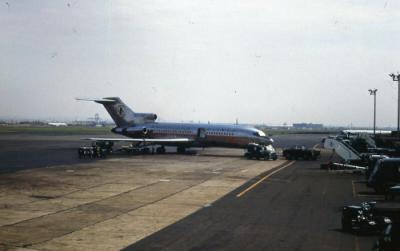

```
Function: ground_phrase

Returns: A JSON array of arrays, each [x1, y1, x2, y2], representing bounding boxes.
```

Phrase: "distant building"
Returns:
[[292, 123, 323, 130]]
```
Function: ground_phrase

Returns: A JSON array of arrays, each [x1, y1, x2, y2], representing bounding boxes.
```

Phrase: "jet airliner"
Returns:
[[77, 97, 273, 153]]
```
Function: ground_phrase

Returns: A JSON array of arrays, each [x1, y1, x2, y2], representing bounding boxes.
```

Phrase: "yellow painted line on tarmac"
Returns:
[[236, 161, 296, 198], [352, 180, 356, 198], [354, 236, 360, 251]]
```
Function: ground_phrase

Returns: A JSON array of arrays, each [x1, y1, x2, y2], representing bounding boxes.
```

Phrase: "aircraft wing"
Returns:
[[83, 137, 193, 143]]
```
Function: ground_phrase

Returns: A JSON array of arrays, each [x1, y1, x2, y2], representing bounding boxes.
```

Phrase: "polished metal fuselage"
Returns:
[[112, 122, 272, 148]]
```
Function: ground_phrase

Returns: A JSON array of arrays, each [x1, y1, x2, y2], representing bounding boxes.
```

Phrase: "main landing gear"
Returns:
[[156, 146, 166, 154], [177, 146, 186, 154]]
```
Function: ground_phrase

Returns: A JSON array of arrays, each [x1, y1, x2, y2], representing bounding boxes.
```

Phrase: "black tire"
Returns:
[[374, 186, 386, 194], [177, 146, 186, 154], [157, 147, 166, 154], [341, 216, 351, 232], [372, 241, 380, 251]]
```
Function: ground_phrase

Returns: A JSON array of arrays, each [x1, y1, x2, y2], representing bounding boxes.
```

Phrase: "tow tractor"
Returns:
[[342, 201, 392, 233], [78, 141, 114, 159], [282, 145, 320, 160], [244, 143, 277, 160]]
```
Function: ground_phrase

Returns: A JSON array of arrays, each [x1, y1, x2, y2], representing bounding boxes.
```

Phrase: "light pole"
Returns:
[[389, 73, 400, 132], [368, 89, 378, 136]]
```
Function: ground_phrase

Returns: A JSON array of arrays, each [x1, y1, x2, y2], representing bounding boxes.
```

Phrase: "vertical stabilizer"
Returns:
[[76, 97, 136, 127]]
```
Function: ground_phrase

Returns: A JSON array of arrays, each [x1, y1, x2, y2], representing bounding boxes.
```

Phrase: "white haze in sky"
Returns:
[[1, 0, 400, 126]]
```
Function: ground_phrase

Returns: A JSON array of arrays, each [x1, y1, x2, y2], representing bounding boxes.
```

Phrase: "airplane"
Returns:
[[48, 122, 68, 127], [341, 130, 391, 135], [77, 97, 274, 153]]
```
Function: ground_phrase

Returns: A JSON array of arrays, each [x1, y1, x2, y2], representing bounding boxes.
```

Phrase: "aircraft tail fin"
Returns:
[[76, 97, 136, 127]]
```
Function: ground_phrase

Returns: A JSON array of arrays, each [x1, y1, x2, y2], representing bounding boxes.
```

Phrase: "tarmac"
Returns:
[[124, 151, 376, 251], [0, 133, 381, 250]]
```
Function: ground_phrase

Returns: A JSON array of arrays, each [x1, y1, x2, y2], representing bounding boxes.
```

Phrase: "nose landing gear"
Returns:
[[156, 146, 166, 154]]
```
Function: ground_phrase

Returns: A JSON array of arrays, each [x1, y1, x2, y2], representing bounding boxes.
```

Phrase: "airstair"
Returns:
[[324, 137, 362, 162], [358, 133, 377, 148]]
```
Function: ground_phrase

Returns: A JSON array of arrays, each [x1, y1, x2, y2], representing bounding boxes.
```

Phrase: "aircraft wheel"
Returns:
[[156, 146, 166, 154], [177, 146, 186, 154], [341, 216, 351, 232]]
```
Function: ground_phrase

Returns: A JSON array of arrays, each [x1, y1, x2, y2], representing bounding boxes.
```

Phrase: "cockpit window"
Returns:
[[253, 131, 266, 137]]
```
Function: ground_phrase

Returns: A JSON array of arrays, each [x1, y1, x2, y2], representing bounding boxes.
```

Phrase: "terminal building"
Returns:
[[292, 123, 324, 130]]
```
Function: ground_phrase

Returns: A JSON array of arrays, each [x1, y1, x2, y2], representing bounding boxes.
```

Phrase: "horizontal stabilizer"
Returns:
[[75, 98, 116, 104]]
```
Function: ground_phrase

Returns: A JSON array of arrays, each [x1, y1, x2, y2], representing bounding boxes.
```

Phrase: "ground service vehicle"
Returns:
[[373, 224, 400, 251], [368, 158, 400, 193], [366, 155, 389, 179], [78, 146, 106, 158], [282, 145, 320, 160], [78, 141, 114, 159], [244, 143, 277, 160], [385, 185, 400, 201], [92, 141, 114, 154], [342, 201, 392, 233]]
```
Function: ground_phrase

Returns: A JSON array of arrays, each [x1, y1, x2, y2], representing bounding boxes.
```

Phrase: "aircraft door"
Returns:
[[197, 128, 207, 139]]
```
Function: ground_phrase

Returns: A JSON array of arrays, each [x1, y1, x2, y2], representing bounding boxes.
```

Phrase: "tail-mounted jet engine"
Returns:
[[121, 127, 152, 138], [140, 127, 153, 138], [134, 113, 158, 123]]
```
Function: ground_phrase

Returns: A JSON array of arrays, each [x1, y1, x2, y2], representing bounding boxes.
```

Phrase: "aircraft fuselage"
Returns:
[[112, 122, 272, 148]]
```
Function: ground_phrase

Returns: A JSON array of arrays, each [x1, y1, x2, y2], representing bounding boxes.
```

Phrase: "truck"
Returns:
[[368, 158, 400, 193], [244, 143, 277, 161], [373, 224, 400, 251], [282, 145, 320, 160], [341, 201, 392, 233], [78, 141, 114, 159]]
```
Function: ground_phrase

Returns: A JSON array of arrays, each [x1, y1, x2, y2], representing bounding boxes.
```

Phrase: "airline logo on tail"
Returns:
[[117, 105, 125, 116], [76, 97, 157, 127]]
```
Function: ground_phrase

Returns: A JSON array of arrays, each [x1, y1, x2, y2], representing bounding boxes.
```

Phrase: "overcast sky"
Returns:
[[1, 0, 400, 127]]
